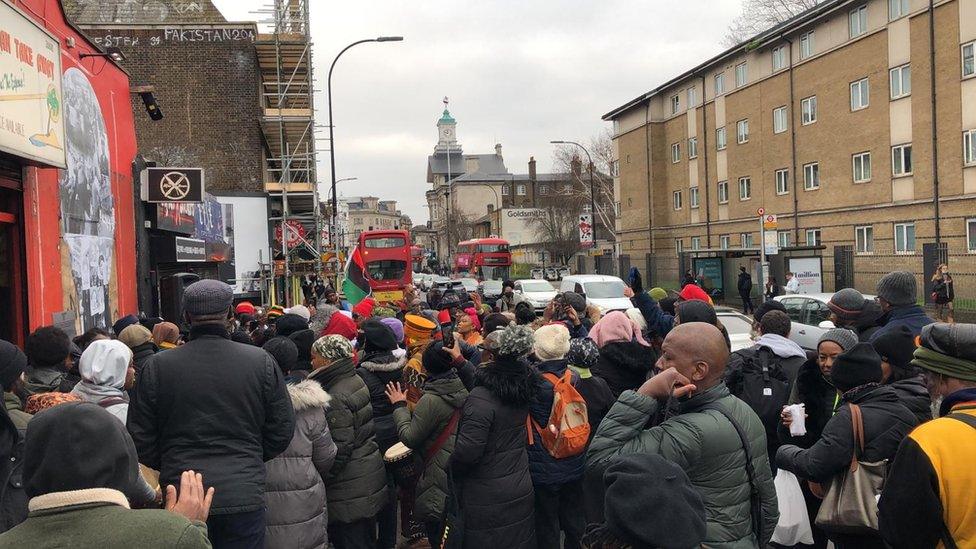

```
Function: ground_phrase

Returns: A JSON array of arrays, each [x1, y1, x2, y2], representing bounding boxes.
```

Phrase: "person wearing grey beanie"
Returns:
[[871, 271, 934, 344], [827, 288, 883, 342]]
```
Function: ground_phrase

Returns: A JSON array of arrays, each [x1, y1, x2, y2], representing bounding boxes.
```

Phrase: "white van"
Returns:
[[559, 275, 632, 313]]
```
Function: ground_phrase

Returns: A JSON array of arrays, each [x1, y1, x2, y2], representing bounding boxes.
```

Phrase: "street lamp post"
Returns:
[[551, 140, 597, 242], [327, 36, 403, 278], [329, 177, 357, 251]]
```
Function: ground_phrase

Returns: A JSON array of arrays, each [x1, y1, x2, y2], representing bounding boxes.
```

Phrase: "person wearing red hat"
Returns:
[[235, 302, 256, 316], [678, 283, 713, 305], [352, 298, 376, 326]]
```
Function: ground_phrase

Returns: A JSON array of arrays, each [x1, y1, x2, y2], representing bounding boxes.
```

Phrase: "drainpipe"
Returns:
[[786, 37, 801, 246], [929, 0, 941, 244], [645, 100, 655, 254], [700, 74, 712, 248]]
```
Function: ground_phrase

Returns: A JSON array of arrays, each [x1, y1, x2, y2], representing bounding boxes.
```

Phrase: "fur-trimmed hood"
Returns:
[[358, 353, 407, 373], [475, 357, 540, 406], [287, 379, 332, 412]]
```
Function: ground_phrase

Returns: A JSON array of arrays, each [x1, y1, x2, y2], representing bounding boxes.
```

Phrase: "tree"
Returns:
[[550, 129, 616, 240], [723, 0, 821, 47], [527, 203, 583, 266]]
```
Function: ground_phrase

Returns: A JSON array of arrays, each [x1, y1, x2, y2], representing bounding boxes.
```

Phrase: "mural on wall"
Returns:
[[58, 68, 115, 332]]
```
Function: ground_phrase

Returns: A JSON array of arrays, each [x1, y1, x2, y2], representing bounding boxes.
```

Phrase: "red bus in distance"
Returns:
[[454, 238, 511, 281], [359, 230, 413, 303]]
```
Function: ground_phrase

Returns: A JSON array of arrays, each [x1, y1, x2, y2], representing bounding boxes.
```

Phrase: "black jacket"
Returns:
[[777, 357, 837, 449], [775, 384, 918, 483], [451, 357, 538, 549], [356, 352, 406, 452], [737, 271, 753, 293], [127, 324, 295, 515], [887, 374, 932, 425], [0, 408, 25, 534], [592, 340, 657, 398], [130, 342, 157, 376]]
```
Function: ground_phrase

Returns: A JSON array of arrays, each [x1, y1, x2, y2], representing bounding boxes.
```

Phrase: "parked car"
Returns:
[[559, 275, 631, 313], [530, 267, 545, 280], [773, 293, 874, 350], [545, 267, 559, 281], [514, 279, 558, 312], [458, 277, 479, 293], [431, 277, 464, 294], [714, 306, 756, 353], [480, 279, 504, 308], [419, 274, 437, 291], [557, 266, 570, 279]]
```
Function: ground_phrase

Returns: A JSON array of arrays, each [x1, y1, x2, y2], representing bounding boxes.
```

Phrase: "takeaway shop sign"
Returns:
[[0, 1, 66, 168]]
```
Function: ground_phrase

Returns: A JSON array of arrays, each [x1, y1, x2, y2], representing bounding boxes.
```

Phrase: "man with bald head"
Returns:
[[587, 323, 778, 548]]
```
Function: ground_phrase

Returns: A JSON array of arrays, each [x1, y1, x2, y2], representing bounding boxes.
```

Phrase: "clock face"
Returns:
[[443, 128, 454, 138]]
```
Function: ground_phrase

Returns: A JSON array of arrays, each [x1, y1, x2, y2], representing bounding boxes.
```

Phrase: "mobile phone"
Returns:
[[441, 324, 455, 349]]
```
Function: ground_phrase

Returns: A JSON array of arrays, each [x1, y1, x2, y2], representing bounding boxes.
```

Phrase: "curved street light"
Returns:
[[551, 139, 597, 242]]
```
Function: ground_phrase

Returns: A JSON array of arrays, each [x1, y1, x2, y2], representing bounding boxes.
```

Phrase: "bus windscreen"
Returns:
[[366, 260, 407, 281]]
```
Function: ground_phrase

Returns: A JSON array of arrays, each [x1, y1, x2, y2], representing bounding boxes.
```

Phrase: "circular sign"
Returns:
[[757, 207, 765, 216], [160, 171, 191, 200], [765, 214, 776, 223], [275, 220, 307, 248]]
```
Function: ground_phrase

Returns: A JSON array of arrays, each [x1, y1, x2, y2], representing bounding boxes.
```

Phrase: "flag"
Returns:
[[342, 246, 370, 305]]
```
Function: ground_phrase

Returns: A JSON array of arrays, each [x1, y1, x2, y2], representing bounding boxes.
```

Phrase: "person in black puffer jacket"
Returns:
[[451, 324, 539, 549], [871, 324, 932, 424], [588, 312, 657, 398], [776, 343, 918, 549], [288, 329, 316, 380]]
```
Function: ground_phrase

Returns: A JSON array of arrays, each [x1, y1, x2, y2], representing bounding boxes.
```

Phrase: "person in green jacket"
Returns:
[[587, 322, 779, 549], [0, 401, 212, 548], [386, 340, 469, 548]]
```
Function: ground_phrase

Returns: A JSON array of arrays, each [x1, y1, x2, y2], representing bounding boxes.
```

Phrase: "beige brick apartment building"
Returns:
[[606, 0, 976, 307]]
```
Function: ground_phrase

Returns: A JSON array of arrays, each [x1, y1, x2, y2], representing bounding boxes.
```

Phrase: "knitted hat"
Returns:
[[818, 328, 858, 352], [112, 314, 139, 337], [322, 311, 358, 341], [380, 317, 405, 343], [118, 324, 152, 349], [649, 287, 668, 302], [263, 336, 298, 374], [677, 300, 718, 325], [182, 279, 233, 317], [566, 337, 599, 369], [603, 453, 706, 549], [312, 334, 354, 361], [289, 329, 315, 367], [876, 271, 917, 307], [352, 298, 376, 319], [482, 313, 511, 335], [562, 291, 586, 313], [678, 284, 711, 303], [362, 320, 398, 352], [266, 305, 285, 320], [274, 313, 309, 338], [533, 324, 571, 361], [404, 314, 437, 344], [0, 339, 27, 390], [285, 304, 311, 321], [827, 288, 869, 322], [235, 301, 256, 316], [753, 299, 787, 323], [422, 341, 455, 375], [912, 323, 976, 382], [497, 324, 534, 358], [830, 342, 883, 392], [871, 324, 917, 371]]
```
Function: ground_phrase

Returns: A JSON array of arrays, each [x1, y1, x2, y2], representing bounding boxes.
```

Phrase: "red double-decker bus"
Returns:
[[454, 238, 511, 280], [358, 230, 413, 303], [410, 245, 424, 272]]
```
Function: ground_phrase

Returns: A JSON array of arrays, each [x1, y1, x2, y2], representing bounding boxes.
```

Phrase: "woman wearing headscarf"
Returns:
[[451, 324, 539, 549], [150, 322, 181, 350], [590, 311, 657, 398], [456, 308, 483, 347]]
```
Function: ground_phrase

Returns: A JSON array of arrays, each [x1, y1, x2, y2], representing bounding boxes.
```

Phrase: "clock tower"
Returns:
[[434, 107, 460, 153]]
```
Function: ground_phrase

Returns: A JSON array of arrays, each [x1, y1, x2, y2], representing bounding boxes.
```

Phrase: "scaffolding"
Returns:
[[256, 0, 323, 306]]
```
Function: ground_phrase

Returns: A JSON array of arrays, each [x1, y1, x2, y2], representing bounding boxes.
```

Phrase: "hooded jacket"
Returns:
[[887, 374, 932, 425], [777, 357, 838, 449], [870, 305, 934, 343], [71, 340, 132, 424], [391, 372, 468, 522], [306, 357, 388, 524], [356, 352, 407, 451], [592, 340, 658, 398], [451, 357, 539, 549], [264, 380, 337, 549]]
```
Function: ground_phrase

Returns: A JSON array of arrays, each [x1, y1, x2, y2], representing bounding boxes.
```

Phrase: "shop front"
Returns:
[[1, 0, 138, 343]]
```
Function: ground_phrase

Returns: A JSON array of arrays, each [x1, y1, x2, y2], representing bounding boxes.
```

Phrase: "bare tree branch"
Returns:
[[722, 0, 820, 47], [550, 129, 616, 240]]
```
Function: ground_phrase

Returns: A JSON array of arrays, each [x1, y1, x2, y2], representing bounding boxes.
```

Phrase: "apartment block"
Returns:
[[606, 0, 976, 306]]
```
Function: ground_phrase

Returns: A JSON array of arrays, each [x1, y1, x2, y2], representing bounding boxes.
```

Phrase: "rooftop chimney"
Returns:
[[495, 143, 503, 157], [571, 155, 582, 179], [529, 156, 537, 181]]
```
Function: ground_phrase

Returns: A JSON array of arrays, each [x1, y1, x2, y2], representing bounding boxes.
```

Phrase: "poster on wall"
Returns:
[[788, 257, 823, 294], [693, 257, 723, 293], [63, 235, 113, 331]]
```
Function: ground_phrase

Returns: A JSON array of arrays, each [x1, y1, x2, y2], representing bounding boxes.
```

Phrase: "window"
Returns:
[[890, 64, 911, 99], [803, 162, 820, 190], [720, 235, 730, 249], [772, 46, 787, 71], [716, 127, 728, 150], [611, 159, 620, 177], [670, 94, 680, 115], [851, 78, 869, 110], [691, 236, 701, 250], [738, 177, 752, 200], [690, 186, 700, 208], [715, 72, 726, 95], [853, 152, 872, 183], [968, 219, 976, 252], [687, 87, 698, 107], [806, 229, 822, 246], [965, 129, 976, 165], [614, 201, 621, 216], [855, 226, 874, 253], [778, 231, 792, 248], [892, 144, 913, 176], [675, 239, 684, 256], [895, 223, 916, 253], [800, 32, 815, 59], [741, 233, 755, 248], [773, 106, 788, 134], [776, 169, 790, 195], [964, 42, 975, 78], [849, 5, 868, 38], [889, 0, 908, 20], [501, 185, 509, 196], [735, 63, 748, 88], [671, 143, 681, 163], [688, 137, 698, 159], [673, 190, 682, 210], [539, 184, 549, 194], [801, 96, 817, 124], [516, 184, 526, 196], [737, 119, 749, 144], [718, 181, 729, 203]]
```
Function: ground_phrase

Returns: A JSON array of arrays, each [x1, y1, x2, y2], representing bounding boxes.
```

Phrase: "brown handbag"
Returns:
[[814, 403, 888, 535]]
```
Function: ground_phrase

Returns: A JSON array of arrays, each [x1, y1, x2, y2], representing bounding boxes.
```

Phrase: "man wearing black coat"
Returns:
[[737, 266, 754, 315], [128, 279, 295, 549]]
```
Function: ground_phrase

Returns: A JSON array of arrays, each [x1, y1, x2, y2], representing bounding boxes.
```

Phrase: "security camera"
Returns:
[[139, 92, 163, 121]]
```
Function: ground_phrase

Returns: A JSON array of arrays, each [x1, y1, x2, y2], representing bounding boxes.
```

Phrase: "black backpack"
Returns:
[[727, 347, 791, 457]]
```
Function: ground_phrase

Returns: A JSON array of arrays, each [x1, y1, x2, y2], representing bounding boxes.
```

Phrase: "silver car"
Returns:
[[714, 306, 757, 353], [774, 293, 874, 350]]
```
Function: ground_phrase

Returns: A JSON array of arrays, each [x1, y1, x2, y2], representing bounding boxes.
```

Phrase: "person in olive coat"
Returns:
[[386, 341, 469, 547], [307, 335, 388, 549], [450, 324, 539, 549]]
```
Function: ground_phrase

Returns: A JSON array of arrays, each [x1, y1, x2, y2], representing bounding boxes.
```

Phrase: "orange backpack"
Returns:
[[528, 371, 590, 459]]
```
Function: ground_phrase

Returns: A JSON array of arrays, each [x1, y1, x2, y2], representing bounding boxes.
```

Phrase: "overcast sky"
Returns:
[[212, 0, 742, 225]]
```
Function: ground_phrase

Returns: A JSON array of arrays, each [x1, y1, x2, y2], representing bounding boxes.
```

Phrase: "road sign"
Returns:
[[757, 207, 765, 216], [578, 213, 594, 248], [275, 220, 307, 248], [763, 214, 778, 230], [142, 167, 205, 203], [764, 230, 779, 255]]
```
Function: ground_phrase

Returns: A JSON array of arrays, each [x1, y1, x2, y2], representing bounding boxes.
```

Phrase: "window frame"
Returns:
[[687, 87, 698, 107], [735, 62, 748, 88], [691, 236, 701, 251], [611, 159, 620, 177], [852, 151, 872, 183], [688, 137, 699, 159], [501, 185, 509, 196], [894, 222, 916, 254], [772, 46, 787, 72], [673, 190, 683, 210], [855, 225, 874, 254], [738, 176, 752, 201], [800, 31, 815, 59], [965, 129, 976, 166], [675, 238, 684, 256], [741, 233, 755, 248], [803, 162, 820, 190], [775, 168, 790, 195], [715, 72, 726, 95], [967, 218, 976, 253], [892, 144, 913, 177], [670, 94, 680, 115], [889, 0, 908, 20], [805, 229, 822, 247], [538, 184, 549, 195], [849, 5, 868, 38], [671, 142, 681, 163], [801, 96, 817, 125], [516, 183, 526, 196], [737, 119, 749, 144], [964, 41, 975, 78], [850, 77, 870, 111], [720, 235, 731, 249], [717, 180, 729, 204], [716, 127, 728, 150], [889, 64, 911, 99], [690, 186, 700, 209], [773, 106, 788, 134], [778, 231, 792, 249]]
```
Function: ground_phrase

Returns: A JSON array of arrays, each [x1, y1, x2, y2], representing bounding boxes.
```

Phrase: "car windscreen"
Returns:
[[521, 281, 553, 292], [583, 280, 625, 299], [482, 280, 503, 292], [460, 279, 478, 291], [719, 314, 753, 335]]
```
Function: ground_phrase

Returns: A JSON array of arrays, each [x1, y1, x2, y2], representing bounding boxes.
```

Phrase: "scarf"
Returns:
[[912, 346, 976, 382]]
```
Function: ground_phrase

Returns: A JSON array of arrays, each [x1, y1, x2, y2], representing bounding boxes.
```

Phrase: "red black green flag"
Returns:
[[342, 247, 370, 305]]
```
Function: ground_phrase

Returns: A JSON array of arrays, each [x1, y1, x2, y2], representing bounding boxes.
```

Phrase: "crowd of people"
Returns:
[[0, 268, 972, 549]]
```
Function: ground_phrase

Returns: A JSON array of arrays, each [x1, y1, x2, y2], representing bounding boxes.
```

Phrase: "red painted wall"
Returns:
[[14, 0, 137, 329]]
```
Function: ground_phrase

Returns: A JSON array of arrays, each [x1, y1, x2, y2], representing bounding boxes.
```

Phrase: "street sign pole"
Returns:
[[757, 208, 769, 285]]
